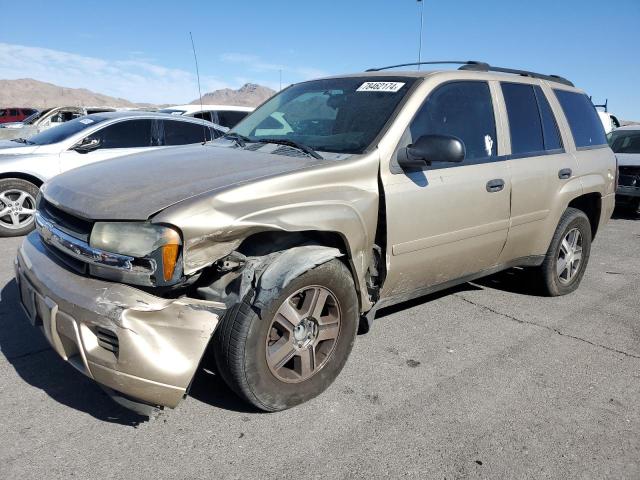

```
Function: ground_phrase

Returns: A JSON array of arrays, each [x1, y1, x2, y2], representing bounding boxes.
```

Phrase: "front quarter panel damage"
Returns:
[[153, 153, 381, 312]]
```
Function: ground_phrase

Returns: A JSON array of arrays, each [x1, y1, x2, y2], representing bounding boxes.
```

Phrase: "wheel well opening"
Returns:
[[0, 172, 44, 188], [237, 230, 350, 257], [568, 193, 601, 239], [237, 230, 362, 305]]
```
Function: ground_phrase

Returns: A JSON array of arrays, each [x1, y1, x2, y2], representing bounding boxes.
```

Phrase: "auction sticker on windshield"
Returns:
[[356, 82, 405, 93]]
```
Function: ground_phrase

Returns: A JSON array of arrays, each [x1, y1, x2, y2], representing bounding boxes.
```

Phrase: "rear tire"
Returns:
[[536, 208, 592, 296], [213, 259, 359, 412], [0, 178, 39, 237]]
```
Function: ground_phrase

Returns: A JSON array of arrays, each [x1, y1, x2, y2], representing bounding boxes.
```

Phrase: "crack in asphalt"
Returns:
[[454, 294, 640, 360], [4, 346, 51, 362]]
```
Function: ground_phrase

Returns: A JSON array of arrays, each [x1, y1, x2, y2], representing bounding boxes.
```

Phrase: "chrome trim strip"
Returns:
[[35, 211, 152, 273]]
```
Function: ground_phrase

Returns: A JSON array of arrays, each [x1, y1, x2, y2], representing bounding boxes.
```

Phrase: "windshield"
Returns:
[[230, 77, 417, 154], [609, 130, 640, 154], [22, 115, 108, 145]]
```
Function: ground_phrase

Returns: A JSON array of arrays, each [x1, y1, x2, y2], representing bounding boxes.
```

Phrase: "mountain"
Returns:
[[191, 83, 276, 107], [0, 78, 138, 109]]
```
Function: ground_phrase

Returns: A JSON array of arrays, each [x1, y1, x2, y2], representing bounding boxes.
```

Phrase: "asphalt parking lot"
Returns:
[[0, 211, 638, 480]]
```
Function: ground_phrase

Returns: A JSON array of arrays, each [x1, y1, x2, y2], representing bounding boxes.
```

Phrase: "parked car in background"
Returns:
[[0, 108, 38, 124], [15, 62, 615, 413], [598, 110, 621, 135], [0, 106, 117, 140], [608, 125, 640, 214], [0, 111, 224, 236], [159, 104, 252, 128]]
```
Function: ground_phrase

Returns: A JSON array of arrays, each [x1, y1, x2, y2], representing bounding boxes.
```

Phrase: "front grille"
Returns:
[[38, 197, 93, 242], [41, 241, 87, 275], [619, 166, 640, 187], [96, 327, 119, 354]]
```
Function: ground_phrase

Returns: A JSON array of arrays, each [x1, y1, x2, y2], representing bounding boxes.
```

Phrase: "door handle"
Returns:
[[558, 168, 572, 180], [486, 179, 505, 193]]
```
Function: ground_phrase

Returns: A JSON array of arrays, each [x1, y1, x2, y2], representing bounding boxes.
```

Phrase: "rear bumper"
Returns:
[[15, 232, 224, 409]]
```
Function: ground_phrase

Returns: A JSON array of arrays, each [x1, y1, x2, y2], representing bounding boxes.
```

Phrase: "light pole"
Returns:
[[417, 0, 424, 70]]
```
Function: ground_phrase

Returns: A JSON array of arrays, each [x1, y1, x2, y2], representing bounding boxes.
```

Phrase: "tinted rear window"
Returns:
[[554, 90, 607, 148]]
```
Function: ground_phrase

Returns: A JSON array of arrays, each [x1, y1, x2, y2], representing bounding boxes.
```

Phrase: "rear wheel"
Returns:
[[213, 259, 358, 411], [536, 208, 592, 296], [0, 178, 39, 237]]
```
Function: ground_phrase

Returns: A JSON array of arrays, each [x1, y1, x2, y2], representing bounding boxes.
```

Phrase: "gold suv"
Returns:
[[15, 62, 616, 412]]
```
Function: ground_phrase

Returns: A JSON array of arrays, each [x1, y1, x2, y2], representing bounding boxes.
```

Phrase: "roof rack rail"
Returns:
[[366, 60, 488, 72], [458, 63, 574, 87], [365, 61, 574, 87]]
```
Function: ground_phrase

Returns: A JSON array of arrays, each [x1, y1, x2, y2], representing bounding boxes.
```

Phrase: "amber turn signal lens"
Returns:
[[161, 244, 180, 281]]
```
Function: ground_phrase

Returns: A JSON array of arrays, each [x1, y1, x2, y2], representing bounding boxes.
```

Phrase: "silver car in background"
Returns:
[[609, 125, 640, 214], [0, 111, 225, 236]]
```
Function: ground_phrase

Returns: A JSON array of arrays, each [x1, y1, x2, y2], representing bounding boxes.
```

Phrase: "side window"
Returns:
[[533, 86, 563, 151], [409, 81, 497, 163], [217, 111, 249, 128], [9, 109, 19, 116], [501, 83, 544, 155], [193, 111, 214, 123], [554, 90, 607, 148], [0, 110, 7, 117], [163, 120, 209, 145], [88, 119, 153, 148]]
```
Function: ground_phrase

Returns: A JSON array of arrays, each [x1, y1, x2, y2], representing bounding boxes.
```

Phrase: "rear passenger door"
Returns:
[[381, 80, 511, 297], [497, 82, 578, 263]]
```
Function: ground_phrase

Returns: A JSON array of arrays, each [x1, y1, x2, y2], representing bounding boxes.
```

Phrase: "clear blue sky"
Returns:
[[1, 0, 638, 118]]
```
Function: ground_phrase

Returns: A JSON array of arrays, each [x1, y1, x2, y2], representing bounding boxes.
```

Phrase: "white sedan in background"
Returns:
[[159, 104, 252, 128], [0, 111, 225, 236]]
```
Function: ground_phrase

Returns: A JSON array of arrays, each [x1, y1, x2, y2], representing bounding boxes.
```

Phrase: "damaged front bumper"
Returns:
[[15, 232, 225, 409]]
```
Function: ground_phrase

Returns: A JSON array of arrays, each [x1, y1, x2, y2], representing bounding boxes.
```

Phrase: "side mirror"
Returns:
[[73, 137, 101, 154], [397, 134, 465, 169]]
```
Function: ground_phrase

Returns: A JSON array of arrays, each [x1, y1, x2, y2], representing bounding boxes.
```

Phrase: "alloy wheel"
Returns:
[[266, 285, 341, 383], [557, 228, 582, 284], [0, 189, 36, 230]]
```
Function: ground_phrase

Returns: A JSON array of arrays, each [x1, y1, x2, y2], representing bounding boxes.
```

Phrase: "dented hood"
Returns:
[[42, 144, 325, 220]]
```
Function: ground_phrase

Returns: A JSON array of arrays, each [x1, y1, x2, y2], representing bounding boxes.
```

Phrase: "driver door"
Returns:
[[380, 80, 511, 298], [59, 119, 161, 173]]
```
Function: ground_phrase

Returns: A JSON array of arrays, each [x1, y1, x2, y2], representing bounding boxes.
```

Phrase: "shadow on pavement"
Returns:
[[473, 267, 544, 296], [188, 356, 261, 414], [0, 279, 148, 427]]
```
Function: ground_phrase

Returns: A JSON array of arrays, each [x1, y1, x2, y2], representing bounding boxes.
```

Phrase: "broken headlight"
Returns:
[[90, 222, 182, 283]]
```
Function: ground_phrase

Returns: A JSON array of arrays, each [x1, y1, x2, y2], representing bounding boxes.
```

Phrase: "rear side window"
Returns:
[[534, 86, 563, 151], [216, 111, 248, 128], [163, 120, 210, 145], [554, 90, 607, 148], [501, 83, 544, 155], [501, 83, 564, 156], [193, 111, 214, 123], [88, 119, 153, 148], [410, 81, 497, 163]]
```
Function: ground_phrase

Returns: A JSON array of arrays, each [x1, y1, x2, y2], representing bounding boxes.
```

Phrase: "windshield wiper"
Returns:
[[257, 138, 323, 159], [223, 133, 252, 147], [10, 138, 34, 144]]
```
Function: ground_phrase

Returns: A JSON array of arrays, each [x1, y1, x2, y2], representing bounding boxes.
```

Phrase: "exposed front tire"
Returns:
[[0, 178, 39, 237], [536, 207, 592, 296], [213, 259, 359, 411]]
